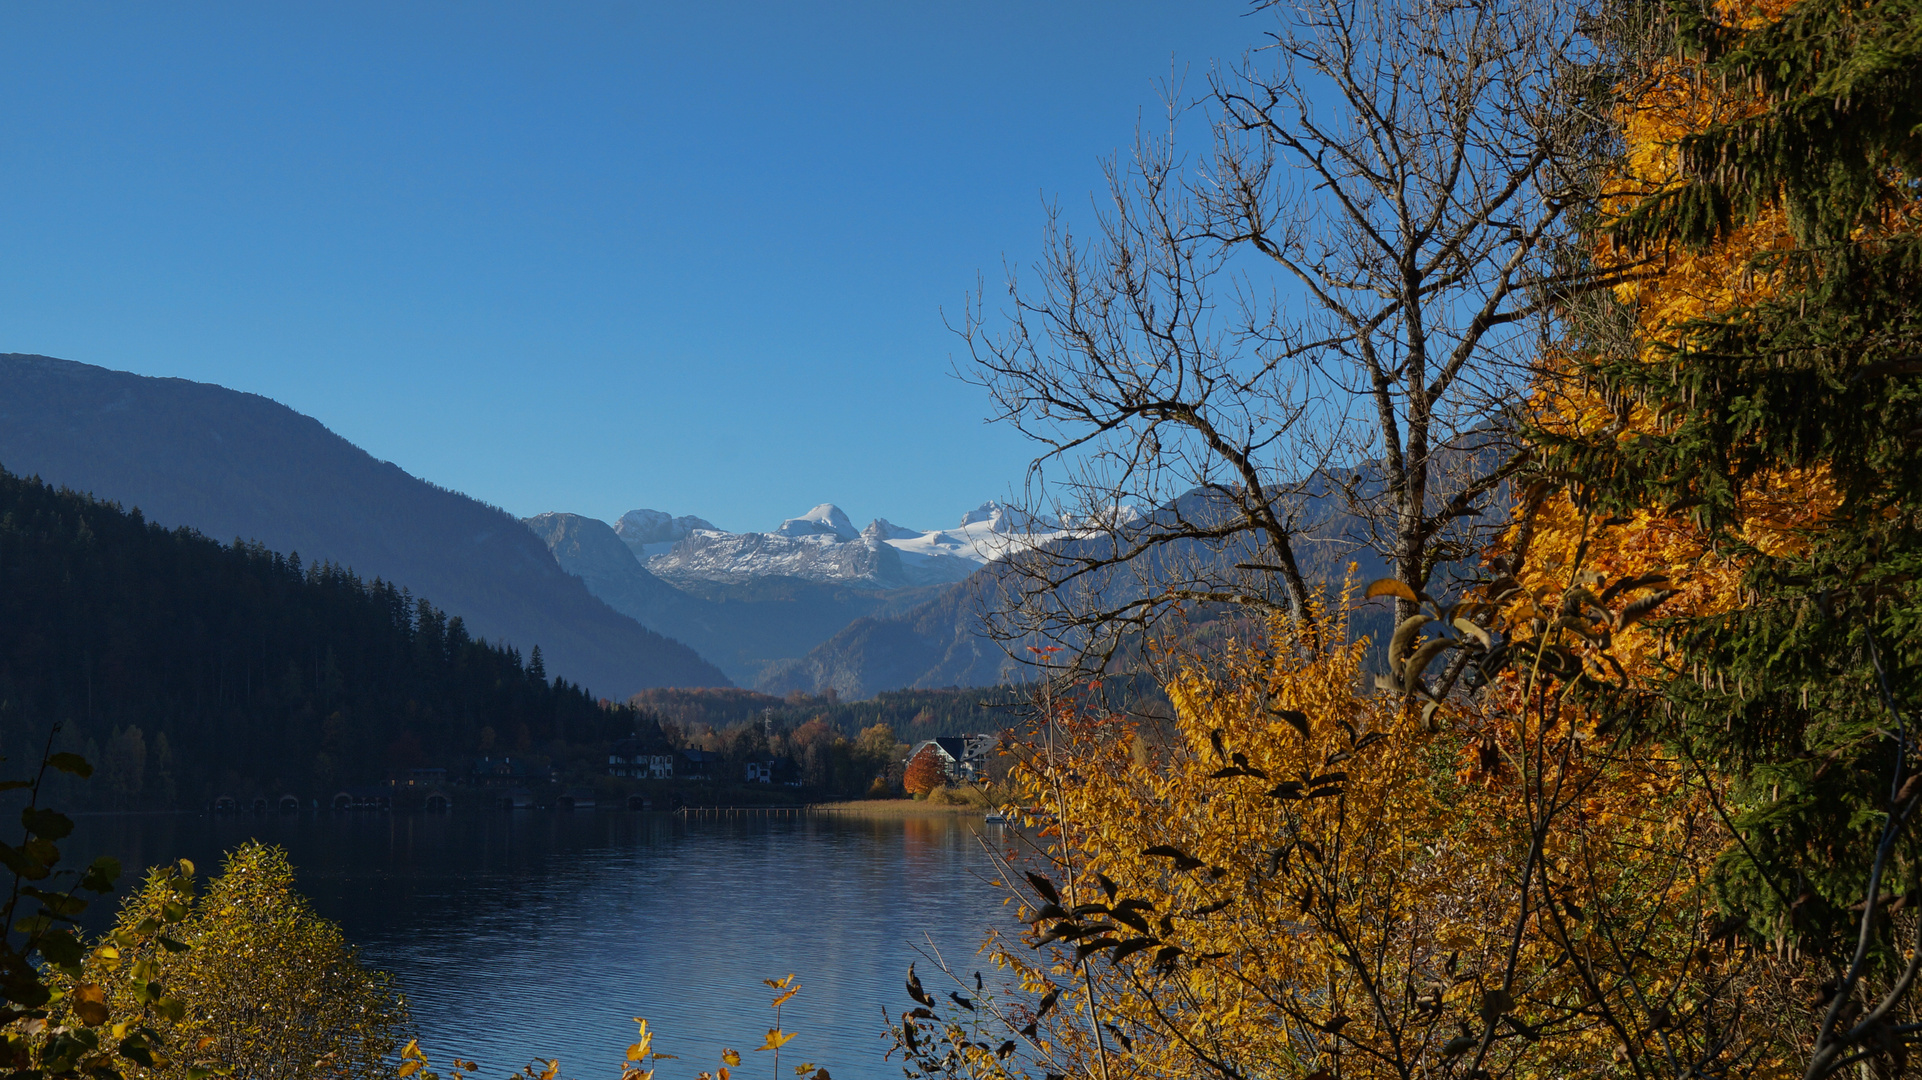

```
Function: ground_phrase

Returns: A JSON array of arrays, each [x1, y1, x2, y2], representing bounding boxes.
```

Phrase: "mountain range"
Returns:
[[0, 354, 727, 698], [0, 353, 1404, 705], [622, 500, 1053, 590], [0, 352, 1039, 700], [523, 510, 949, 686]]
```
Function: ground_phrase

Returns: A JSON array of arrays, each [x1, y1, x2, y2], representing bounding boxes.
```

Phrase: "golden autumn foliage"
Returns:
[[1492, 0, 1922, 1069], [48, 842, 408, 1080], [1517, 0, 1897, 679], [891, 589, 1799, 1080]]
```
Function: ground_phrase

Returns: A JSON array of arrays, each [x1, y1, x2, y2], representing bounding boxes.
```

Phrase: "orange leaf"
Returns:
[[1365, 578, 1418, 603]]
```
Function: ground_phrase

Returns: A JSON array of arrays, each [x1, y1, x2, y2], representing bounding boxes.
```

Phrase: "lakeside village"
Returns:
[[207, 732, 1004, 814]]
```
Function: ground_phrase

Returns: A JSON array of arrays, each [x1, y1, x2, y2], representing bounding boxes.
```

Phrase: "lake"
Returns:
[[67, 809, 1016, 1080]]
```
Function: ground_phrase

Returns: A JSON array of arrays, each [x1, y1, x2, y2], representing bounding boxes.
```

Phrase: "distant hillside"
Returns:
[[0, 468, 643, 808], [526, 511, 944, 684], [755, 485, 1411, 700], [0, 354, 728, 697], [755, 570, 1026, 699]]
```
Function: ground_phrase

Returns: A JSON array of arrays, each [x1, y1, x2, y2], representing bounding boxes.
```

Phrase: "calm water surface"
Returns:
[[68, 811, 1015, 1079]]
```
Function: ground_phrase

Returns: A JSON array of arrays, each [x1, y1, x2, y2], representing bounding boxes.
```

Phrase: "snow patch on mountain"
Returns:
[[620, 500, 1104, 589], [774, 503, 859, 541]]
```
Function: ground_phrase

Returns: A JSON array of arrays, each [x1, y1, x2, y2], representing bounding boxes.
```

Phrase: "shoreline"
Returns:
[[809, 799, 990, 817]]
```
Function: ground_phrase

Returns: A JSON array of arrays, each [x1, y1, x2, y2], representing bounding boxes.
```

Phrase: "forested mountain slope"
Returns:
[[0, 354, 727, 696], [0, 468, 644, 808]]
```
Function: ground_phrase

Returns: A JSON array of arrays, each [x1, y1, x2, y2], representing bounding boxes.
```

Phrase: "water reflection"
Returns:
[[67, 811, 1014, 1079]]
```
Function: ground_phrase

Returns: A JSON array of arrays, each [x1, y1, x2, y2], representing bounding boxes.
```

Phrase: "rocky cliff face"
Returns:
[[614, 508, 716, 558], [647, 527, 927, 587]]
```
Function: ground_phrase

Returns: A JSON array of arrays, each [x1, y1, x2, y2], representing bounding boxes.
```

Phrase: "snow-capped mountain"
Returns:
[[632, 501, 1070, 589]]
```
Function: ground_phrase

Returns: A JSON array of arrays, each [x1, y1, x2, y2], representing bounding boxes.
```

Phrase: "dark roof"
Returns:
[[680, 749, 724, 764], [932, 737, 972, 760]]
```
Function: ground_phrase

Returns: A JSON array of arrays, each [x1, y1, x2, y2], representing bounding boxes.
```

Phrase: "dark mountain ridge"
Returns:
[[0, 354, 727, 697]]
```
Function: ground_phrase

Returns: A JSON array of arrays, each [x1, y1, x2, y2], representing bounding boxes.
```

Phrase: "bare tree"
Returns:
[[964, 0, 1614, 669]]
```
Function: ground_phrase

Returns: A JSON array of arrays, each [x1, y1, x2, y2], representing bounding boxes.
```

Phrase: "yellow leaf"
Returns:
[[757, 1029, 798, 1052], [722, 1049, 742, 1067], [1365, 578, 1418, 603], [763, 974, 796, 990], [771, 988, 799, 1009], [1451, 617, 1492, 649], [399, 1062, 423, 1078], [72, 983, 108, 1027], [541, 1060, 560, 1080], [402, 1040, 424, 1061]]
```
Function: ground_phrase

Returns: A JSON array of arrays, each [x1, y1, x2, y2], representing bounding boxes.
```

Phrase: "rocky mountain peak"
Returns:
[[616, 508, 716, 546], [958, 501, 1015, 532], [863, 517, 922, 542], [774, 503, 858, 541]]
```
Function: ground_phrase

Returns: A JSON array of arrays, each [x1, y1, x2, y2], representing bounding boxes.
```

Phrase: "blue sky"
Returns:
[[0, 3, 1257, 532]]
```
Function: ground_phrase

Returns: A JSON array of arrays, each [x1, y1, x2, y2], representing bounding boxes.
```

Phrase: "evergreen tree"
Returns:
[[0, 468, 640, 806], [1535, 0, 1922, 1068]]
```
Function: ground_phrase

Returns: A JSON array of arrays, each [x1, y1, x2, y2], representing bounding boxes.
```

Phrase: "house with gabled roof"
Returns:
[[906, 735, 998, 782], [609, 735, 677, 780]]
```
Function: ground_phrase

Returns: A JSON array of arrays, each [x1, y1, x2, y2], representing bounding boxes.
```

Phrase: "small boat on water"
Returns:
[[983, 809, 1010, 825]]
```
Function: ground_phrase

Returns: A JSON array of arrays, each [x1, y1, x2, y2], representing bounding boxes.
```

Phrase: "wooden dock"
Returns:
[[675, 805, 812, 818]]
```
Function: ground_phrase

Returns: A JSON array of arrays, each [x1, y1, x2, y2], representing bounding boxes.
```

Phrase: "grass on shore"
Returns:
[[813, 785, 1011, 816]]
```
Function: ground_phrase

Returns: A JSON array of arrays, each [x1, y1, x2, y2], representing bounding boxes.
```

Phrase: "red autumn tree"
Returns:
[[902, 747, 946, 796]]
